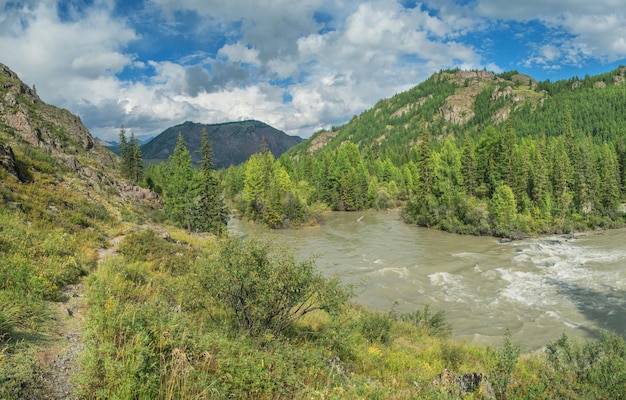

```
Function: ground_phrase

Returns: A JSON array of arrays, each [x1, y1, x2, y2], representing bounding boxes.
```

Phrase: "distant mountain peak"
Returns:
[[142, 120, 303, 168]]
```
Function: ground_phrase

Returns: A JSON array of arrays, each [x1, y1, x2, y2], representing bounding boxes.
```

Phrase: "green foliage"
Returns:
[[202, 235, 351, 337], [490, 184, 518, 237], [195, 129, 229, 235], [118, 126, 144, 183], [360, 311, 393, 344], [167, 133, 198, 230], [489, 329, 521, 400], [542, 332, 626, 399], [116, 229, 199, 273], [0, 343, 47, 399], [79, 220, 626, 399], [393, 304, 452, 338]]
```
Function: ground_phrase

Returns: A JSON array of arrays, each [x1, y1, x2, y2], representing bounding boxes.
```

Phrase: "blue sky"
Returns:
[[1, 0, 625, 141]]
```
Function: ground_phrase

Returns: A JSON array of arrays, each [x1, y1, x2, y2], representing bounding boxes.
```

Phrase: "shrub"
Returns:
[[394, 304, 452, 338], [543, 331, 626, 399], [202, 235, 351, 337], [117, 229, 197, 273], [489, 329, 520, 400], [360, 311, 393, 344]]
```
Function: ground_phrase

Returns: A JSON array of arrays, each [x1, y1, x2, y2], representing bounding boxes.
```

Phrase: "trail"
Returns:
[[38, 234, 124, 399]]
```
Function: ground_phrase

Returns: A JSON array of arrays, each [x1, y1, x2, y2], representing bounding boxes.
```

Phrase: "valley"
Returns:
[[2, 61, 626, 398]]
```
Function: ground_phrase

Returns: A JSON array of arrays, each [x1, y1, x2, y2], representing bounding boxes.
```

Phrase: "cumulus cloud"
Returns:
[[465, 0, 626, 65], [1, 0, 625, 141]]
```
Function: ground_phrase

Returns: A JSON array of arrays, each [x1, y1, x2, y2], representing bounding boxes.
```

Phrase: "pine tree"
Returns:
[[118, 126, 130, 178], [196, 129, 229, 235], [461, 133, 478, 197], [164, 133, 197, 230], [128, 132, 143, 183], [600, 142, 621, 213], [117, 126, 143, 183]]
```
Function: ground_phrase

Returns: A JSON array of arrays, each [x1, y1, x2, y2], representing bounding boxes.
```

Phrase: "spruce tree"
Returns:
[[118, 126, 130, 178], [164, 133, 197, 230], [196, 129, 229, 235], [117, 126, 143, 184], [128, 132, 143, 184]]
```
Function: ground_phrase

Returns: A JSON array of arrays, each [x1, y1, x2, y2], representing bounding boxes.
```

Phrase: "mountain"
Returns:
[[141, 120, 303, 168], [289, 67, 626, 156], [0, 64, 118, 177], [0, 62, 164, 238]]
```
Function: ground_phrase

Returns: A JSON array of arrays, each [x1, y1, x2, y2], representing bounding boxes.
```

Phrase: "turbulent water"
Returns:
[[229, 211, 626, 350]]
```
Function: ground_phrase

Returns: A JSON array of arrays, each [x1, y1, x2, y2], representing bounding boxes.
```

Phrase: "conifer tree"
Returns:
[[118, 126, 130, 178], [164, 133, 197, 230], [117, 126, 143, 183], [196, 129, 229, 235], [599, 142, 621, 213], [128, 132, 143, 183], [461, 133, 478, 197]]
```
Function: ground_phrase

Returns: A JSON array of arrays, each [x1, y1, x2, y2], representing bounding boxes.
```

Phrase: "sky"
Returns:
[[1, 0, 626, 141]]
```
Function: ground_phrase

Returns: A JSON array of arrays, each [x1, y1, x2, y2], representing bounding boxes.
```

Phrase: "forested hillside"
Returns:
[[223, 67, 626, 236]]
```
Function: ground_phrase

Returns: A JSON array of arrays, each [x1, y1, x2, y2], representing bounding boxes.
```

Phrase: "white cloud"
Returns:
[[468, 0, 626, 64], [217, 42, 261, 66], [2, 0, 625, 142]]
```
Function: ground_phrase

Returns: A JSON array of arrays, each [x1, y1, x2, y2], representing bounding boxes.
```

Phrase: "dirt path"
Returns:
[[37, 234, 124, 399]]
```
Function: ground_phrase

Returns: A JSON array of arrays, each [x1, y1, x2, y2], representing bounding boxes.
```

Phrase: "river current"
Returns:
[[229, 211, 626, 350]]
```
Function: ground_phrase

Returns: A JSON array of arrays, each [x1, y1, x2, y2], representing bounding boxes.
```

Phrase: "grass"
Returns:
[[0, 132, 120, 398]]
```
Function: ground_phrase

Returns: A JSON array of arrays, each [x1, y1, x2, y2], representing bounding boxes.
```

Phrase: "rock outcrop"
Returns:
[[0, 142, 22, 181], [0, 63, 114, 174]]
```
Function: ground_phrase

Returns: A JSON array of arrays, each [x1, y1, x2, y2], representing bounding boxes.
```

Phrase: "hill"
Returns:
[[0, 63, 159, 398], [141, 120, 303, 168], [290, 67, 626, 156]]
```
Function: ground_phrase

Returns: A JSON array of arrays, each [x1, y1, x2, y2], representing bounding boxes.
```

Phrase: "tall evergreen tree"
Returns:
[[196, 129, 229, 235], [599, 142, 621, 213], [164, 133, 197, 230], [128, 132, 143, 184], [118, 126, 130, 178], [117, 126, 143, 183]]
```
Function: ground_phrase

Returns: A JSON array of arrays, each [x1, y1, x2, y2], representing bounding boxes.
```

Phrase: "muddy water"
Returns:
[[229, 211, 626, 350]]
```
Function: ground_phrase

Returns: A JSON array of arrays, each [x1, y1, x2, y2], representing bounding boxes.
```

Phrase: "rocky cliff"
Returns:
[[0, 63, 157, 206]]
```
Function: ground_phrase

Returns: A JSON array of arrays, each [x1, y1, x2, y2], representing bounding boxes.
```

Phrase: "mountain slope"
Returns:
[[289, 67, 626, 157], [142, 120, 303, 168]]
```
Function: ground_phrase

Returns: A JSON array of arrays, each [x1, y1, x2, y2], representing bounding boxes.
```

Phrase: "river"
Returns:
[[228, 211, 626, 350]]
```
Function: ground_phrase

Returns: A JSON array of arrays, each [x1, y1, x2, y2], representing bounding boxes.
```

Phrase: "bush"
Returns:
[[360, 311, 393, 344], [202, 235, 351, 337], [543, 331, 626, 399], [393, 304, 452, 338], [117, 229, 197, 273], [489, 329, 520, 400]]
